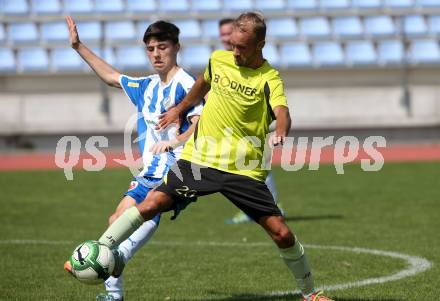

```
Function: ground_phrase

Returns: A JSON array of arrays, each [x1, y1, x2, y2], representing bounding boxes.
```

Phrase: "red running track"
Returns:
[[0, 144, 439, 171]]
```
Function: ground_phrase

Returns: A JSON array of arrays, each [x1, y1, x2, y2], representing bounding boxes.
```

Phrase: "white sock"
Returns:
[[104, 219, 159, 299], [279, 239, 315, 297]]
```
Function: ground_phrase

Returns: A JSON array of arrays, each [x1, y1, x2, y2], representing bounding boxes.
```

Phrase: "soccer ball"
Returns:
[[68, 240, 115, 285]]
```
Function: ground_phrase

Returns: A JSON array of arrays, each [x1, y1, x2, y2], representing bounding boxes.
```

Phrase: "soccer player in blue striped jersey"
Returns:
[[64, 17, 203, 301]]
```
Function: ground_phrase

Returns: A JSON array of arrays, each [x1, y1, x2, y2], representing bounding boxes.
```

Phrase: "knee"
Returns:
[[137, 196, 161, 220], [271, 226, 295, 248]]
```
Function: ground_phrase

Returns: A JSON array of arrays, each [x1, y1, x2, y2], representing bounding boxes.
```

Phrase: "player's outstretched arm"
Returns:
[[269, 106, 292, 147], [65, 16, 121, 88], [157, 76, 209, 130], [150, 115, 200, 154]]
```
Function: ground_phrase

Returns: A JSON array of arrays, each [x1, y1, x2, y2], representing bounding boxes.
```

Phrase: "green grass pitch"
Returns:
[[0, 162, 439, 300]]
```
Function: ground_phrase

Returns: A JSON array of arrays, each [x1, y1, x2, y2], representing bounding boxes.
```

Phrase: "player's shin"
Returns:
[[119, 218, 159, 260], [98, 207, 145, 248], [279, 239, 315, 297], [104, 218, 159, 299]]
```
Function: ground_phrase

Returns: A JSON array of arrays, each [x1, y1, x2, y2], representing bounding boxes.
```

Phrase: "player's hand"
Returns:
[[149, 139, 179, 154], [157, 107, 179, 130], [269, 133, 285, 148], [65, 16, 80, 50]]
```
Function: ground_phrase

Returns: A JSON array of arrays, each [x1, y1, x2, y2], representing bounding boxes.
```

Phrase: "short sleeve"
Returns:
[[203, 57, 212, 84], [265, 77, 288, 109], [119, 74, 150, 106]]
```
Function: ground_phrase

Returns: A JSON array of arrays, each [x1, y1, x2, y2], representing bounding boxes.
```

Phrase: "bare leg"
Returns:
[[109, 196, 136, 225], [258, 215, 315, 297], [98, 190, 174, 248], [135, 190, 175, 220], [258, 215, 295, 248]]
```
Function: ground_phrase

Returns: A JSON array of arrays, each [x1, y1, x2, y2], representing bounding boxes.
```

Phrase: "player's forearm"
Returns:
[[175, 76, 209, 115], [75, 43, 121, 88], [274, 106, 292, 136]]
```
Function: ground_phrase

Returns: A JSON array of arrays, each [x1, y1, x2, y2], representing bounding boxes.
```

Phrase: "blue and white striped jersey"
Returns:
[[119, 68, 203, 178]]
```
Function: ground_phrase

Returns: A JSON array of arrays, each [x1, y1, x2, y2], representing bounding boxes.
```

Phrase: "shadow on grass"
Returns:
[[181, 292, 302, 301], [181, 292, 402, 301], [333, 299, 403, 301], [284, 214, 344, 222]]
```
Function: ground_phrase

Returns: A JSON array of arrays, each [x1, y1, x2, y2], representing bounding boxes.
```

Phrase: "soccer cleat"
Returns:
[[96, 293, 123, 301], [63, 260, 73, 276], [224, 210, 252, 224], [111, 248, 125, 278], [278, 202, 285, 216], [303, 291, 334, 301], [225, 203, 285, 224]]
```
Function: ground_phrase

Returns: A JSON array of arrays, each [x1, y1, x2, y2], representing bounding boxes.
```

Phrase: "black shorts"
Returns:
[[155, 159, 282, 221]]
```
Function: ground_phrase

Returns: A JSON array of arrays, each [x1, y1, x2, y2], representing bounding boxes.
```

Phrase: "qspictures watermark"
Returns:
[[55, 113, 386, 180], [54, 131, 386, 181]]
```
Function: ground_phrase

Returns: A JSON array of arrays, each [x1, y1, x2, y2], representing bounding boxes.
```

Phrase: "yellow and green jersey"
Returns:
[[180, 50, 288, 181]]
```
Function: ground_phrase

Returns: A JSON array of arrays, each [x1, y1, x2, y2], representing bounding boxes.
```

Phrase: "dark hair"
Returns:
[[219, 18, 234, 28], [143, 20, 180, 45]]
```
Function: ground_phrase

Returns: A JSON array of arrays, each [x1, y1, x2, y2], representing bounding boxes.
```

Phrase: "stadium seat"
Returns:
[[280, 42, 312, 66], [0, 23, 5, 44], [181, 44, 211, 69], [287, 0, 318, 10], [313, 41, 345, 66], [332, 16, 363, 38], [94, 0, 125, 13], [352, 0, 382, 9], [115, 46, 148, 70], [51, 48, 84, 71], [384, 0, 415, 8], [377, 40, 404, 64], [91, 47, 116, 67], [364, 16, 396, 37], [173, 20, 201, 40], [31, 0, 61, 14], [126, 0, 156, 12], [41, 22, 69, 44], [63, 0, 93, 13], [8, 23, 39, 44], [158, 0, 189, 12], [418, 0, 440, 8], [18, 48, 49, 72], [137, 21, 150, 39], [320, 0, 351, 10], [2, 0, 29, 15], [105, 21, 136, 42], [76, 21, 102, 42], [404, 15, 428, 36], [428, 16, 440, 35], [223, 0, 253, 10], [346, 41, 377, 65], [255, 0, 285, 11], [409, 39, 440, 63], [267, 18, 298, 39], [85, 47, 116, 71], [300, 17, 331, 38], [0, 47, 15, 72], [263, 43, 280, 67], [201, 20, 220, 39], [191, 0, 221, 11]]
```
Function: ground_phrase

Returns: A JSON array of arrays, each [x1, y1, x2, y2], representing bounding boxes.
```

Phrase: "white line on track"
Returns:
[[0, 239, 432, 295]]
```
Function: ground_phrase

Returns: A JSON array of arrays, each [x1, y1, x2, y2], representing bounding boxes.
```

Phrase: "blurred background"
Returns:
[[0, 0, 440, 154]]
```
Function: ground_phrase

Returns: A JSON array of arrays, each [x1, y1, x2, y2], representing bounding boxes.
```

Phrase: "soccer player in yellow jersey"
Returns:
[[92, 12, 334, 301]]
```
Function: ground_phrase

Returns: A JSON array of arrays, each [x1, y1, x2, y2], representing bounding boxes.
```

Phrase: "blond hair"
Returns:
[[234, 12, 266, 42]]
